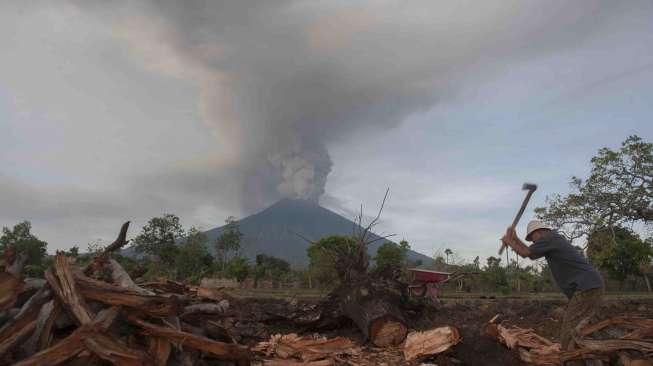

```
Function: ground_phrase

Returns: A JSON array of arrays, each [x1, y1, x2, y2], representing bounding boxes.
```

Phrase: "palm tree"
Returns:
[[444, 248, 453, 270]]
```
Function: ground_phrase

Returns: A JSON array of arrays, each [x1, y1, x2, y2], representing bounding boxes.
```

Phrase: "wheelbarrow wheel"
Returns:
[[409, 284, 427, 298]]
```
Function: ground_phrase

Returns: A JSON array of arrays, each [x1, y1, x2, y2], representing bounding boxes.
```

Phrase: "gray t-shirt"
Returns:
[[529, 230, 603, 299]]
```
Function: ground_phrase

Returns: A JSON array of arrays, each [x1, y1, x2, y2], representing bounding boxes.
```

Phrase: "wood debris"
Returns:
[[485, 315, 653, 365], [253, 333, 360, 364], [403, 326, 461, 361]]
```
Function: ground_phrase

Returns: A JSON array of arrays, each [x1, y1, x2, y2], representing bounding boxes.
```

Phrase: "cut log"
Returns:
[[0, 272, 22, 312], [6, 252, 28, 276], [182, 301, 229, 317], [147, 337, 171, 366], [205, 320, 237, 343], [74, 272, 181, 316], [581, 317, 653, 337], [342, 295, 407, 347], [106, 259, 154, 296], [81, 221, 130, 274], [576, 338, 653, 354], [83, 333, 152, 366], [22, 300, 60, 356], [99, 221, 131, 255], [518, 348, 608, 365], [47, 253, 93, 324], [0, 252, 27, 312], [12, 306, 119, 366], [403, 326, 461, 361], [0, 286, 51, 357], [127, 315, 252, 365]]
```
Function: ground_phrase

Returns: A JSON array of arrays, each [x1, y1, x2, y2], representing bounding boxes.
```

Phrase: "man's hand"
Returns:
[[501, 226, 518, 248], [501, 226, 535, 259], [506, 226, 518, 241]]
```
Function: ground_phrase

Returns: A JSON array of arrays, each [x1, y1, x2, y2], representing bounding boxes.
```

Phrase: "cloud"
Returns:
[[1, 0, 651, 254], [78, 0, 634, 211]]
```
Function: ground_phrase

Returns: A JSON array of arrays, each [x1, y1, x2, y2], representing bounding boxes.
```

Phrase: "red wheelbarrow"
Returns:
[[407, 268, 477, 298]]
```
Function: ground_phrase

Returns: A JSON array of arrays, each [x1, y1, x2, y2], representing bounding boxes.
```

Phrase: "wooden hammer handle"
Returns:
[[499, 189, 536, 255], [511, 189, 535, 228]]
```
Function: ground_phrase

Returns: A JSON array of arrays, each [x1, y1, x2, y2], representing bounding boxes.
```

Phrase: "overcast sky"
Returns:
[[1, 1, 652, 266]]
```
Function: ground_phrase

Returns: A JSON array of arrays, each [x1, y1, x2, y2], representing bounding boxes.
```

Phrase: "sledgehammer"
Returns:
[[499, 183, 537, 255]]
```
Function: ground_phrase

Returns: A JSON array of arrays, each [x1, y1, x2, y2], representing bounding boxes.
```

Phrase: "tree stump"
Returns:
[[340, 284, 408, 347]]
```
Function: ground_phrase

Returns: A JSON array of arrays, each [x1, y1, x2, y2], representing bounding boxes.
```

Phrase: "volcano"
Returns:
[[203, 199, 432, 267]]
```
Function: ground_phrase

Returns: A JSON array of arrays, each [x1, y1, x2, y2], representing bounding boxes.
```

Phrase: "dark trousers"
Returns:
[[561, 287, 603, 365]]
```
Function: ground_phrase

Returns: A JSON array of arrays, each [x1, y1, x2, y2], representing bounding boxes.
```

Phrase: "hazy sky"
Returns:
[[1, 1, 652, 265]]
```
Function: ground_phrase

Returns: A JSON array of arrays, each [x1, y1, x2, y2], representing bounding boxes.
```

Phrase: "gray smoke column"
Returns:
[[98, 0, 627, 210]]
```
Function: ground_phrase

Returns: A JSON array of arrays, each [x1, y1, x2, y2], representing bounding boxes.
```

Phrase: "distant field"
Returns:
[[226, 288, 653, 301]]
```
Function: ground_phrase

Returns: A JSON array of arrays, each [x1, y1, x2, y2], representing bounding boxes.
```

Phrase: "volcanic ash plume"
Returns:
[[269, 143, 332, 202], [104, 0, 628, 210]]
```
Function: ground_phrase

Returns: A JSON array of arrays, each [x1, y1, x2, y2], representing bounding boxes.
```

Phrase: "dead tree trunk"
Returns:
[[342, 292, 407, 347], [315, 189, 410, 347]]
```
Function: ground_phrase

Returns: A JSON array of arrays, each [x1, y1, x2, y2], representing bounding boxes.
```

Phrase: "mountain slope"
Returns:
[[203, 199, 432, 267]]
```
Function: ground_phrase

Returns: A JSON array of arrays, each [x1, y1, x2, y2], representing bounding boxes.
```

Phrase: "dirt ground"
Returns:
[[257, 297, 653, 366]]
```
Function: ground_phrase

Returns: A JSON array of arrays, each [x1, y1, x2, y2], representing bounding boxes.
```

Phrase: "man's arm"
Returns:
[[501, 227, 543, 260]]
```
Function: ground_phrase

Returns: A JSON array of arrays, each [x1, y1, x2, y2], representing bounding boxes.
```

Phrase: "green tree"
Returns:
[[86, 240, 105, 255], [588, 226, 652, 287], [133, 214, 184, 266], [482, 256, 509, 294], [444, 248, 453, 269], [254, 254, 291, 283], [433, 255, 446, 271], [215, 216, 242, 271], [176, 227, 213, 283], [0, 221, 48, 269], [307, 235, 359, 287], [67, 245, 79, 257], [536, 136, 653, 242], [225, 257, 250, 282], [374, 240, 409, 279]]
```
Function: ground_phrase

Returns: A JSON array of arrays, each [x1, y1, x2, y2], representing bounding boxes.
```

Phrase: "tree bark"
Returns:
[[0, 252, 27, 312], [21, 300, 59, 356], [127, 316, 252, 366], [107, 259, 154, 295], [12, 306, 120, 366], [339, 285, 407, 347], [73, 272, 181, 317], [0, 286, 51, 357]]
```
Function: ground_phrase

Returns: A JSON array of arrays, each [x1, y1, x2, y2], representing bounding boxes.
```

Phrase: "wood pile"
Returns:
[[484, 314, 653, 365], [0, 222, 257, 366]]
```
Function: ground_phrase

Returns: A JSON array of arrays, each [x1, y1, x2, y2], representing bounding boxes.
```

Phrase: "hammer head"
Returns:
[[522, 183, 537, 192]]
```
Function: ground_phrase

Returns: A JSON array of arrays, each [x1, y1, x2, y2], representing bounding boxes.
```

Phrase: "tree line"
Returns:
[[0, 215, 299, 287]]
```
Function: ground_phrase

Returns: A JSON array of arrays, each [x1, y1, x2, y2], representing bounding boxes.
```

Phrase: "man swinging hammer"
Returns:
[[501, 220, 604, 361]]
